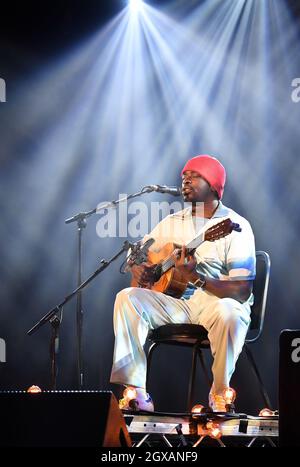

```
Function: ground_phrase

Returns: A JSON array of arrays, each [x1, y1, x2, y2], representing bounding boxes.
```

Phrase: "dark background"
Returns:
[[1, 0, 300, 414]]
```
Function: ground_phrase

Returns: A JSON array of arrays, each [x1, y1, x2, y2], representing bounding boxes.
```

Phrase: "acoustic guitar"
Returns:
[[130, 218, 241, 298]]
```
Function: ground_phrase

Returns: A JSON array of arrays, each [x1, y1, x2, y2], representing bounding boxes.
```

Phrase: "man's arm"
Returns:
[[129, 244, 253, 302], [174, 246, 253, 303], [200, 277, 253, 303], [177, 265, 253, 303]]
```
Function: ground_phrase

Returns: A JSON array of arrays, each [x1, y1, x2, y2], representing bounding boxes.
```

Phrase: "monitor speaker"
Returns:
[[279, 329, 300, 447], [0, 390, 131, 447]]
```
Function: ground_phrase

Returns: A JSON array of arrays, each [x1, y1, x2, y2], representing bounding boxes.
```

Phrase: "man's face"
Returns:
[[181, 170, 216, 203]]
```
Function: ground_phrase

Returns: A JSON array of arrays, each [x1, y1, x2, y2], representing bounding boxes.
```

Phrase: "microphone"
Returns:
[[129, 238, 155, 265], [148, 185, 182, 196]]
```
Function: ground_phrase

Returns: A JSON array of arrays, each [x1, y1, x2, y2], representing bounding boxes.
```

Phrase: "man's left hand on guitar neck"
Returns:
[[173, 245, 253, 303]]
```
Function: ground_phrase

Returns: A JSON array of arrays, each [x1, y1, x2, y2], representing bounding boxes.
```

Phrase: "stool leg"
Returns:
[[187, 344, 198, 411], [244, 343, 272, 409], [146, 342, 159, 389]]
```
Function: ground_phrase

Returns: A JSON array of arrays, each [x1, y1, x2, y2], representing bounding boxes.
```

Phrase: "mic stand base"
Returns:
[[49, 310, 62, 391]]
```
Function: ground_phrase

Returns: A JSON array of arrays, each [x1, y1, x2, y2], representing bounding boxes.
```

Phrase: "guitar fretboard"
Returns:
[[159, 231, 205, 274]]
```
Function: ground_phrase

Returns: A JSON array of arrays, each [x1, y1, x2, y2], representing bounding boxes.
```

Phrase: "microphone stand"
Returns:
[[49, 312, 62, 390], [27, 241, 132, 389], [28, 185, 157, 390]]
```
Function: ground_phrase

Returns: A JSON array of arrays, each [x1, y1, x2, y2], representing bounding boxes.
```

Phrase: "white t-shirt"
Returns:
[[143, 202, 256, 304]]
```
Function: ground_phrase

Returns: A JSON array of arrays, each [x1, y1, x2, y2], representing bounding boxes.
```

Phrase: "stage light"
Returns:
[[222, 387, 236, 413], [206, 421, 222, 439], [259, 408, 275, 417], [123, 386, 137, 401], [222, 387, 236, 404], [27, 385, 42, 393], [119, 387, 138, 410], [118, 398, 127, 409], [191, 404, 205, 414], [129, 0, 143, 12]]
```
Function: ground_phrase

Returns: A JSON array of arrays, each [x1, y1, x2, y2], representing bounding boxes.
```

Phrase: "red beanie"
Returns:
[[181, 154, 226, 199]]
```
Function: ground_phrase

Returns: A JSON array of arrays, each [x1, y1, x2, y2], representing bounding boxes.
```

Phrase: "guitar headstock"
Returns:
[[204, 218, 241, 242]]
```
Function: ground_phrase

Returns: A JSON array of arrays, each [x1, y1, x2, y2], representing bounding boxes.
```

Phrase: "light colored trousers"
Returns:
[[110, 287, 251, 394]]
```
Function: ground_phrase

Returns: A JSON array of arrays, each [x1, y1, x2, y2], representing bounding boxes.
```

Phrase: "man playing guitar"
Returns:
[[110, 155, 256, 412]]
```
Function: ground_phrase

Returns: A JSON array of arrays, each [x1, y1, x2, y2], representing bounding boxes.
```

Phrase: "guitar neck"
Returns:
[[159, 232, 205, 275], [186, 231, 205, 250], [151, 218, 239, 279]]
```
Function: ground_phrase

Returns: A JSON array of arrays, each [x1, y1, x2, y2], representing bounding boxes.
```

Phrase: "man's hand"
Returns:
[[129, 245, 198, 289], [171, 246, 198, 282]]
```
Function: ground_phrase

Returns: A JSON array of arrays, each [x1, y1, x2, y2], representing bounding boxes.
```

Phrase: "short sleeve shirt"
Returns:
[[143, 202, 256, 304]]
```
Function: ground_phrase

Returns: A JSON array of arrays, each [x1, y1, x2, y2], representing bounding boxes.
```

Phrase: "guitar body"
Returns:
[[130, 242, 188, 298]]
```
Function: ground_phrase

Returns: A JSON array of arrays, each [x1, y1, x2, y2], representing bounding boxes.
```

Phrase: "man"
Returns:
[[110, 154, 256, 412]]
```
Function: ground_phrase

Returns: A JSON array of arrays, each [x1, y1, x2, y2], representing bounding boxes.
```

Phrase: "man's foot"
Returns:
[[119, 387, 155, 412], [209, 391, 227, 412]]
